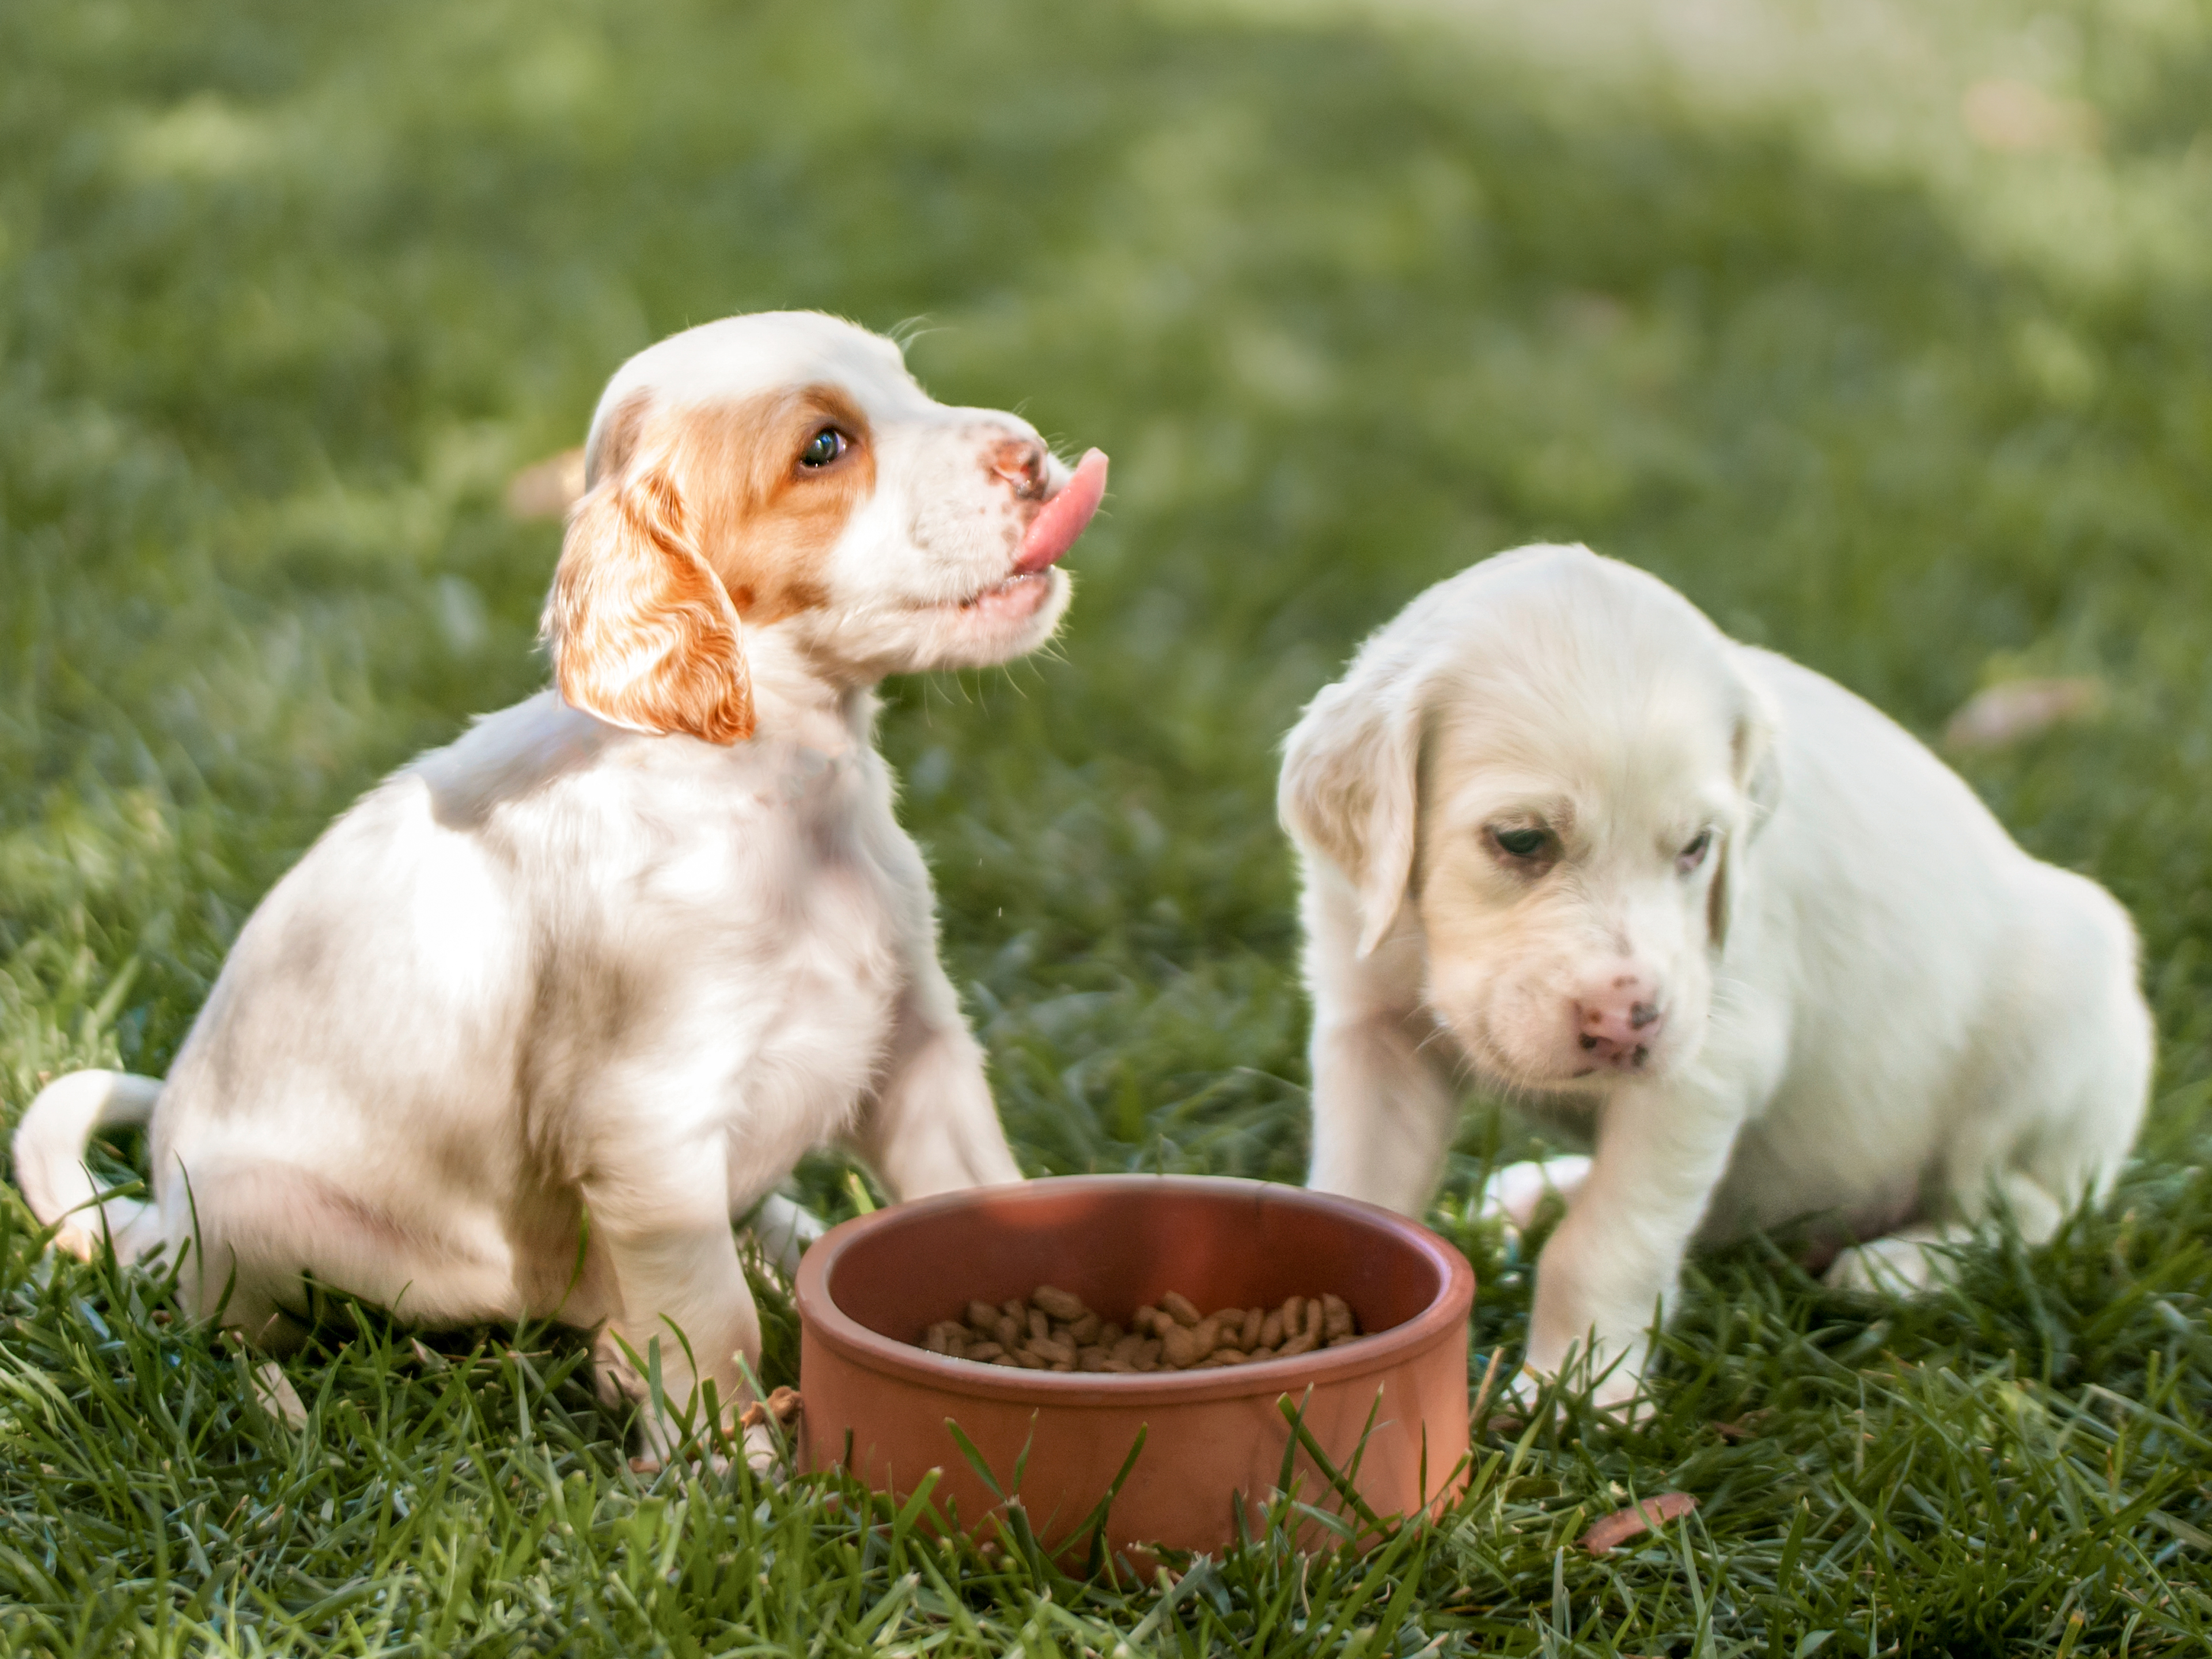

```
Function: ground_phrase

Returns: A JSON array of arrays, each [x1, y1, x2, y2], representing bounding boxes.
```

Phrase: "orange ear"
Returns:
[[542, 461, 753, 744]]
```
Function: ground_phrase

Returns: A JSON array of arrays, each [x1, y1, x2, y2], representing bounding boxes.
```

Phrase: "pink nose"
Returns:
[[988, 437, 1048, 499], [1574, 973, 1665, 1071]]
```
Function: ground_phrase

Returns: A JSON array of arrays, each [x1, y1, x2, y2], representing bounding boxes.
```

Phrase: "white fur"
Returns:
[[1282, 546, 2152, 1410], [14, 312, 1074, 1460]]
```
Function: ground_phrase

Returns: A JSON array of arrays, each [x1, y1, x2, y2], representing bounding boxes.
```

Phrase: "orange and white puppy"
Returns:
[[14, 311, 1108, 1460]]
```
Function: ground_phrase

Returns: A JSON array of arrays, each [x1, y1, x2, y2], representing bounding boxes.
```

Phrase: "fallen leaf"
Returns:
[[251, 1359, 309, 1431], [1711, 1410, 1771, 1442], [739, 1385, 804, 1429], [1944, 676, 2105, 751], [1582, 1490, 1697, 1554], [505, 448, 587, 520], [1961, 79, 2100, 155]]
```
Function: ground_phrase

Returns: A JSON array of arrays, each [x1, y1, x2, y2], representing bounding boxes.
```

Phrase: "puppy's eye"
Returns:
[[1491, 827, 1550, 861], [798, 427, 847, 469], [1678, 830, 1714, 871]]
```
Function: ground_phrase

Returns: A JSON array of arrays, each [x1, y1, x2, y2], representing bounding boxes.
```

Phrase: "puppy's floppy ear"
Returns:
[[1279, 675, 1426, 958], [1707, 673, 1782, 951], [541, 448, 753, 744]]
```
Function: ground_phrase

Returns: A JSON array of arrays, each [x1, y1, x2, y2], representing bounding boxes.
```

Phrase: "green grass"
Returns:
[[5, 0, 2212, 1650]]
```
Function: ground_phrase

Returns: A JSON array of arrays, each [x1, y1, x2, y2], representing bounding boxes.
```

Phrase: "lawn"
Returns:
[[4, 0, 2212, 1650]]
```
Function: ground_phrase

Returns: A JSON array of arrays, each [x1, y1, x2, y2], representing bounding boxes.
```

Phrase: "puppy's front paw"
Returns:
[[1586, 1366, 1653, 1425], [1478, 1156, 1592, 1240], [1491, 1351, 1651, 1430], [747, 1194, 826, 1282], [1824, 1234, 1947, 1298], [628, 1387, 804, 1479]]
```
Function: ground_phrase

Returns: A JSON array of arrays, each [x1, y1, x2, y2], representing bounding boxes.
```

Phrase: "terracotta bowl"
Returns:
[[794, 1175, 1475, 1564]]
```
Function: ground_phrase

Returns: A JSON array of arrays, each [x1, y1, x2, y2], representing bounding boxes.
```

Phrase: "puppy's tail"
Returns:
[[12, 1070, 167, 1263]]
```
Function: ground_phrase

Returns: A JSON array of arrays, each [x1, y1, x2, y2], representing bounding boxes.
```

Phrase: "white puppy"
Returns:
[[1281, 546, 2150, 1410], [14, 311, 1109, 1459]]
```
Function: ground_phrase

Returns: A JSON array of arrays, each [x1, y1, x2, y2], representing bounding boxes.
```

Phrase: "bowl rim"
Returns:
[[794, 1173, 1476, 1406]]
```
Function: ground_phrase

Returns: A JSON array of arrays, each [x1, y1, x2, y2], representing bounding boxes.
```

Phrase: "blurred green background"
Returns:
[[3, 0, 2211, 1647], [7, 0, 2208, 1194]]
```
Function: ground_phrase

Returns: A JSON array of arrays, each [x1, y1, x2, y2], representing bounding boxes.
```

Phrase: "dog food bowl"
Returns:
[[794, 1175, 1475, 1565]]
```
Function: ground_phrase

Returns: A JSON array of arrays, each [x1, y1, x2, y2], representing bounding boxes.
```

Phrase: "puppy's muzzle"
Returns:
[[1575, 972, 1666, 1071]]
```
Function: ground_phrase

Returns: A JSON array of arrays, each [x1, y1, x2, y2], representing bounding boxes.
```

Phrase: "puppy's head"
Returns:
[[543, 312, 1104, 740], [1281, 546, 1778, 1092]]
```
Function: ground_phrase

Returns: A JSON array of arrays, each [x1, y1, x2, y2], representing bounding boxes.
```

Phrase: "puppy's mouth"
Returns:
[[1452, 1012, 1666, 1094], [948, 569, 1059, 622], [918, 448, 1107, 624]]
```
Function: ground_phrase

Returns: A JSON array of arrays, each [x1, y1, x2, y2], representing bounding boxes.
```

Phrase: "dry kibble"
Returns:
[[1027, 1334, 1076, 1366], [923, 1288, 1367, 1372], [1321, 1294, 1354, 1340], [1032, 1285, 1089, 1323], [1160, 1291, 1203, 1328], [1160, 1323, 1207, 1369]]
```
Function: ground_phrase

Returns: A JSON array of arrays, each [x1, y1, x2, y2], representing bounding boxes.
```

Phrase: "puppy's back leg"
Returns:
[[1954, 874, 2152, 1233], [172, 1163, 522, 1347], [1823, 1157, 2075, 1295], [1832, 875, 2153, 1299]]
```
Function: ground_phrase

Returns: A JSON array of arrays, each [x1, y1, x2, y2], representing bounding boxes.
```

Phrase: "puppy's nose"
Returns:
[[988, 437, 1049, 499], [1574, 976, 1665, 1071]]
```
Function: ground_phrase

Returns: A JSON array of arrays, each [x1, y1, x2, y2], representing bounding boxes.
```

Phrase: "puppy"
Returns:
[[1281, 546, 2150, 1410], [14, 311, 1109, 1459]]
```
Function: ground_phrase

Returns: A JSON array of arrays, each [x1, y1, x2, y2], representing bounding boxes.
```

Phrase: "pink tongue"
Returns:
[[1014, 448, 1108, 574]]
